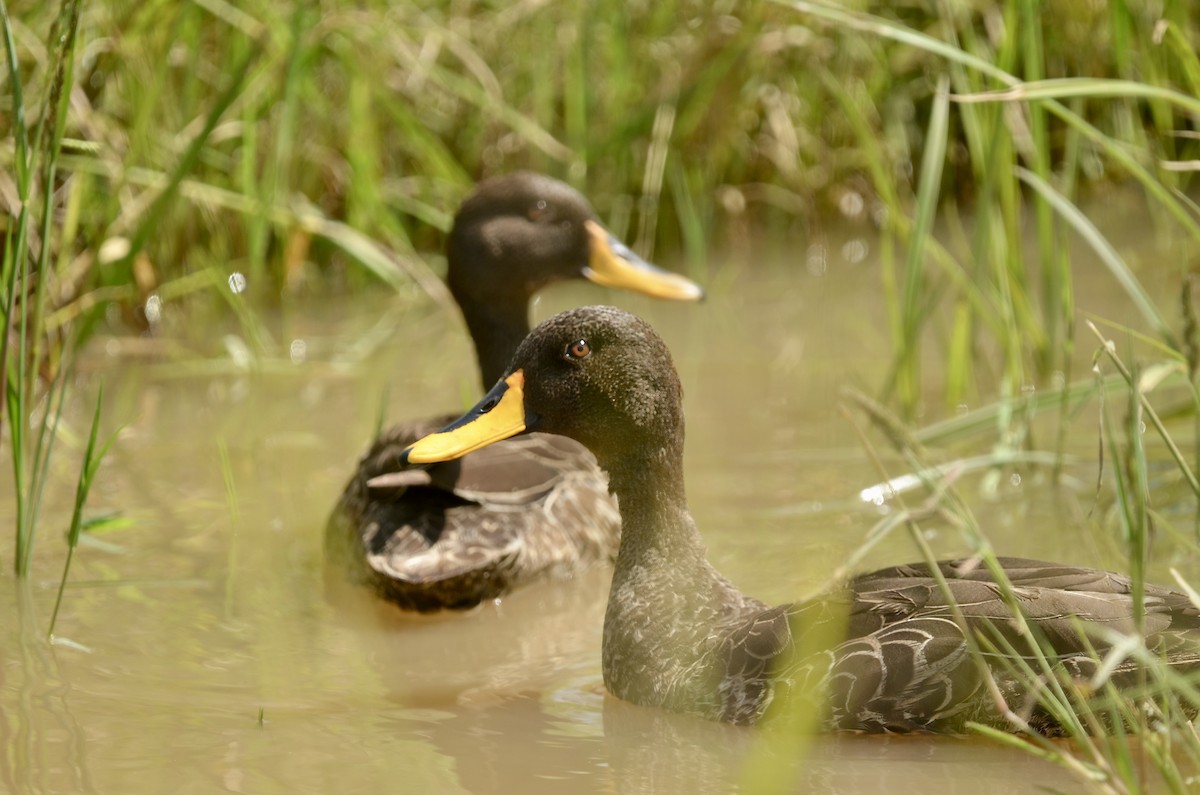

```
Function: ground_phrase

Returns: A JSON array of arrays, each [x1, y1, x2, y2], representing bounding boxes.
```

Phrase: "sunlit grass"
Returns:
[[5, 0, 1196, 344], [834, 346, 1200, 793], [1, 0, 123, 650], [4, 0, 85, 576], [48, 385, 118, 637], [5, 0, 1200, 786], [781, 0, 1199, 417], [732, 2, 1200, 791]]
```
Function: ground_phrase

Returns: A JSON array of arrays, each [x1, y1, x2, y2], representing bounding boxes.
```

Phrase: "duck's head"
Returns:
[[447, 172, 703, 304], [401, 305, 684, 474]]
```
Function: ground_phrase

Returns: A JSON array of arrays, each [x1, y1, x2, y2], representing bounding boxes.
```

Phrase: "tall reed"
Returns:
[[3, 0, 86, 576], [6, 0, 1194, 338], [741, 2, 1200, 790], [3, 0, 117, 642]]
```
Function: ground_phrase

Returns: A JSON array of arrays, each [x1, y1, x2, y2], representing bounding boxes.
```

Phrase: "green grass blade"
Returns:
[[953, 77, 1200, 115], [0, 0, 29, 190], [1017, 168, 1177, 350], [1087, 321, 1200, 499], [48, 385, 117, 638], [780, 0, 1200, 246], [22, 356, 72, 574], [0, 223, 15, 446], [892, 75, 950, 414], [28, 0, 81, 389], [106, 37, 262, 279]]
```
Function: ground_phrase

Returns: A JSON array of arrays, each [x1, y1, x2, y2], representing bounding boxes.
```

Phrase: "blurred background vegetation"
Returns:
[[4, 0, 1198, 367]]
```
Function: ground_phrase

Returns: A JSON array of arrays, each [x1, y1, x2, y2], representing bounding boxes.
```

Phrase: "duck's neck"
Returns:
[[606, 449, 701, 563], [452, 286, 530, 390], [602, 445, 751, 715]]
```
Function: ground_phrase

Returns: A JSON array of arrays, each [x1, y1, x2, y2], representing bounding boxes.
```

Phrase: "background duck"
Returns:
[[401, 305, 1200, 732], [326, 174, 703, 612]]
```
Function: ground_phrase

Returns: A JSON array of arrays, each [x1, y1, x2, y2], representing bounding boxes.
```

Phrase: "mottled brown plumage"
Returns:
[[400, 305, 1200, 731], [326, 174, 702, 612]]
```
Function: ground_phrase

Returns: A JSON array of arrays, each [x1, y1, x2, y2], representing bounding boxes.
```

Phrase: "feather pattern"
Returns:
[[402, 305, 1200, 730], [325, 175, 701, 611], [328, 422, 619, 611]]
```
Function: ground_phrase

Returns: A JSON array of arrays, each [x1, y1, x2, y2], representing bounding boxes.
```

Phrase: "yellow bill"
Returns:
[[583, 220, 704, 301], [401, 371, 528, 464]]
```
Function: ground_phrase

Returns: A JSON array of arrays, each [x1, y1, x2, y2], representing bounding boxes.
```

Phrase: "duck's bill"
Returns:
[[400, 371, 529, 465], [583, 220, 704, 302]]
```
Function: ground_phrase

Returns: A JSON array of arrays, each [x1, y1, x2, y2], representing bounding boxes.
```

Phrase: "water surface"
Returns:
[[3, 205, 1196, 793]]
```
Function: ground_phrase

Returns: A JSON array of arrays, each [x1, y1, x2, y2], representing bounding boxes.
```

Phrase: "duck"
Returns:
[[399, 305, 1200, 732], [326, 174, 704, 612]]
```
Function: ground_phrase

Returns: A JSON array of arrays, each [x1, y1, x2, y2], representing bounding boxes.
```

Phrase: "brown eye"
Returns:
[[565, 339, 591, 360]]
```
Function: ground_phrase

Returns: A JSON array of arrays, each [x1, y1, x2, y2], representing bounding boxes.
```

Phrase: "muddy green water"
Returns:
[[4, 198, 1198, 793]]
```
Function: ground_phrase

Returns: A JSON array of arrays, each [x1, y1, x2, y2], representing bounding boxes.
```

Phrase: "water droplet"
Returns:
[[228, 272, 247, 294], [841, 239, 868, 264], [1010, 473, 1022, 487], [837, 190, 864, 219], [144, 294, 162, 325], [289, 339, 307, 364], [222, 335, 252, 369]]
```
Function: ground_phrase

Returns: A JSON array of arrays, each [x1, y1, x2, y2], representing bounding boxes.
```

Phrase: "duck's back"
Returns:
[[849, 557, 1200, 652], [326, 421, 620, 612], [789, 557, 1200, 733]]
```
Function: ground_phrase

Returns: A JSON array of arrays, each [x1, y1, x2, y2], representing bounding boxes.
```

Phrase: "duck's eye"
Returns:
[[565, 339, 591, 360]]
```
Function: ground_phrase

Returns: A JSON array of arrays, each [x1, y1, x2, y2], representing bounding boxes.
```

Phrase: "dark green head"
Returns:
[[444, 172, 702, 388], [403, 305, 685, 475], [509, 305, 684, 465], [446, 172, 703, 305]]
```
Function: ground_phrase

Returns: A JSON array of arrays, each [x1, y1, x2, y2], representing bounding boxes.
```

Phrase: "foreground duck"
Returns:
[[326, 174, 703, 612], [401, 305, 1200, 732]]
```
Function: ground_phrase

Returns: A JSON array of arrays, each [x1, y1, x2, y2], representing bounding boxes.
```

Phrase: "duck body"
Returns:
[[326, 175, 702, 612], [401, 305, 1200, 731], [328, 421, 619, 612], [604, 546, 1200, 731]]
